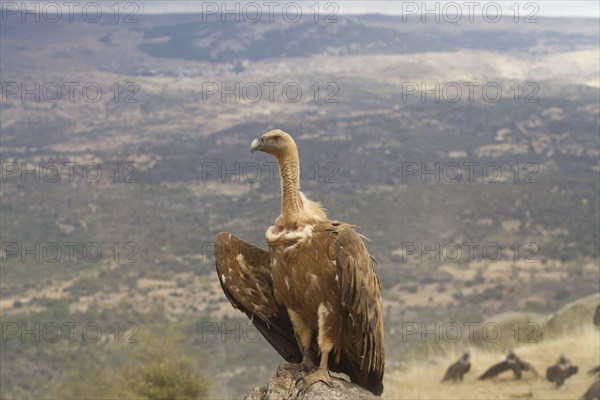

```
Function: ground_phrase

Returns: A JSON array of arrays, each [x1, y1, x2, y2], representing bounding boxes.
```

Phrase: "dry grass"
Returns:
[[384, 325, 599, 399]]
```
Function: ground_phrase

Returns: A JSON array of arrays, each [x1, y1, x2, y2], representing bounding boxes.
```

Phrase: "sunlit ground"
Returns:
[[385, 326, 599, 399]]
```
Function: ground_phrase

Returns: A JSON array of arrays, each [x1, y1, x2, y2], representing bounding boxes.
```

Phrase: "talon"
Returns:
[[294, 369, 332, 397]]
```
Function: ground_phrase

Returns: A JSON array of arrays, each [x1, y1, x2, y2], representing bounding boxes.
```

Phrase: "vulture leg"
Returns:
[[280, 309, 316, 373], [296, 302, 336, 395], [296, 350, 334, 396]]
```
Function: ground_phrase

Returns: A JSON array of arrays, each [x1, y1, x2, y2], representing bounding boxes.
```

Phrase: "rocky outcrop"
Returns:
[[244, 368, 377, 400]]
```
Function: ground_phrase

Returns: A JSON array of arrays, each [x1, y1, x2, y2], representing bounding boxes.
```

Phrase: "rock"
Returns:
[[244, 367, 377, 400]]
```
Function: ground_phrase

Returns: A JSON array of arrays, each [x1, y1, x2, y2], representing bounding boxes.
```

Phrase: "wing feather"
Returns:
[[334, 227, 385, 395], [522, 361, 539, 377], [214, 232, 301, 363], [479, 360, 511, 379]]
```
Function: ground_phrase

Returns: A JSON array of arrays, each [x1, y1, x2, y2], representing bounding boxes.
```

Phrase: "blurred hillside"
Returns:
[[1, 10, 599, 399], [386, 293, 600, 399]]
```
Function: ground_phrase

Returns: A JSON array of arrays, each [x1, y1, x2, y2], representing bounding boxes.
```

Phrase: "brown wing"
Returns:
[[479, 360, 511, 379], [442, 362, 459, 382], [582, 380, 600, 400], [567, 366, 579, 378], [521, 360, 539, 377], [334, 227, 385, 395], [214, 232, 301, 363], [442, 361, 470, 382], [547, 365, 577, 384], [546, 365, 558, 383]]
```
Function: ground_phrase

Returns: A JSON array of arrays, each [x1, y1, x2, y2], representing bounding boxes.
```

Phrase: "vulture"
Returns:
[[441, 352, 471, 383], [546, 354, 578, 387], [214, 129, 385, 395], [581, 366, 600, 400], [478, 350, 538, 381]]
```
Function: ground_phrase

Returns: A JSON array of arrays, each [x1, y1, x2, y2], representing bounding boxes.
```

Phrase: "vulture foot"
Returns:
[[294, 368, 332, 397], [277, 360, 316, 375]]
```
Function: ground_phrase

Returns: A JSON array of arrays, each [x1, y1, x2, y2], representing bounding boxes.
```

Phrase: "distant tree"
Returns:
[[58, 330, 209, 400], [114, 331, 210, 400]]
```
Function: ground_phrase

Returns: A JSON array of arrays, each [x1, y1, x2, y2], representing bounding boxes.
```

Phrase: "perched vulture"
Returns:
[[478, 350, 538, 381], [214, 129, 385, 395], [581, 366, 600, 400], [546, 354, 578, 387], [441, 352, 471, 383]]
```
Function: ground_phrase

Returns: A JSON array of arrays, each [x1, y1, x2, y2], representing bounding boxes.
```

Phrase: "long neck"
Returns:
[[277, 151, 302, 228]]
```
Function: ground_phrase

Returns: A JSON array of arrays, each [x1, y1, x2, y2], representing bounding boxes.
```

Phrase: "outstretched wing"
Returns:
[[582, 380, 600, 400], [567, 366, 579, 378], [522, 361, 539, 377], [214, 232, 301, 363], [334, 227, 385, 395], [479, 361, 511, 379]]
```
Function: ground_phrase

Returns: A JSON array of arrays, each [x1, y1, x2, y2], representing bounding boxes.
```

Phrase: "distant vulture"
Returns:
[[581, 366, 600, 400], [594, 305, 600, 327], [214, 130, 385, 395], [478, 350, 538, 380], [442, 352, 471, 383], [546, 354, 578, 387]]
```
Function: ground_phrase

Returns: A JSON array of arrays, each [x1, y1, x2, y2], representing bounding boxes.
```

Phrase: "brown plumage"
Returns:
[[594, 305, 600, 327], [581, 366, 600, 400], [546, 354, 578, 387], [442, 352, 471, 383], [215, 129, 385, 395], [478, 351, 538, 381]]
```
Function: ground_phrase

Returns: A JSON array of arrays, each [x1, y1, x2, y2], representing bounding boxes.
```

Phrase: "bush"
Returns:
[[115, 331, 209, 400], [58, 331, 209, 399]]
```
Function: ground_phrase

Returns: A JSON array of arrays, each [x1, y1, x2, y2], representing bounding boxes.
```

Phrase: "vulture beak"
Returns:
[[250, 137, 264, 153]]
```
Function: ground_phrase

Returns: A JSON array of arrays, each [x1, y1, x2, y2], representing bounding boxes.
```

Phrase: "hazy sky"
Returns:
[[8, 1, 600, 19], [132, 1, 600, 18]]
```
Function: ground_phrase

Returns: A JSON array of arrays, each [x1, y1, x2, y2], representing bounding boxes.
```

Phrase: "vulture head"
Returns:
[[250, 129, 326, 230], [250, 129, 297, 159]]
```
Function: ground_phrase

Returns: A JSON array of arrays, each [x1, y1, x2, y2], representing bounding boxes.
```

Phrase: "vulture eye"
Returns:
[[272, 135, 281, 141]]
